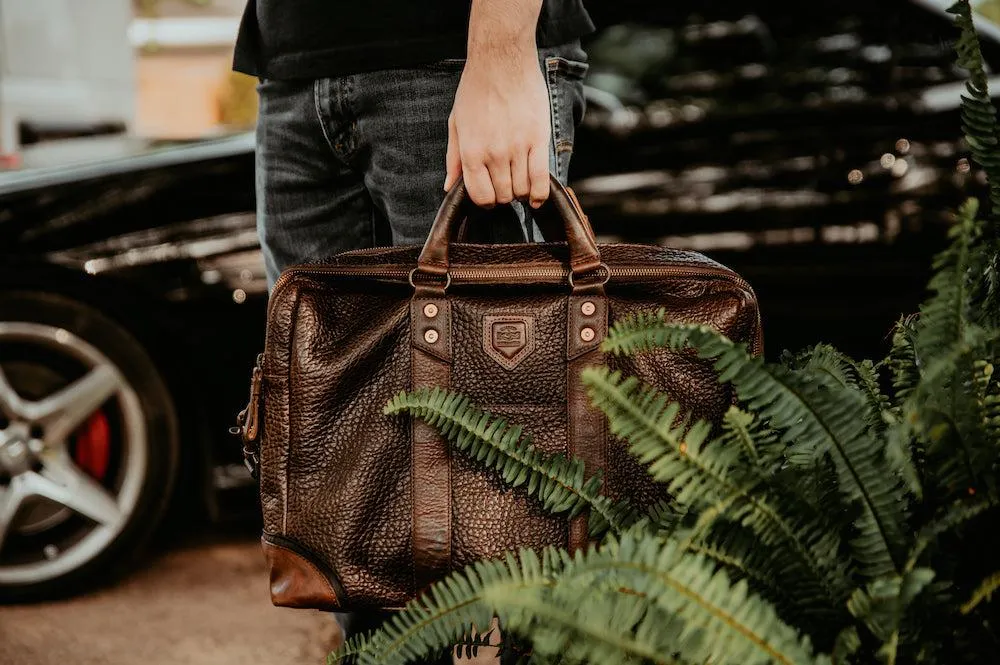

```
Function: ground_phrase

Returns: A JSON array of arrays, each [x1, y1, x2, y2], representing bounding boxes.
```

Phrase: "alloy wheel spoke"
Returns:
[[29, 454, 121, 527], [0, 479, 25, 555], [27, 364, 121, 446], [0, 365, 27, 420]]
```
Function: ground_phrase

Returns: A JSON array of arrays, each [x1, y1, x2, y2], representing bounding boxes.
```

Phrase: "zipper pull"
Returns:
[[243, 352, 263, 443], [231, 353, 263, 479]]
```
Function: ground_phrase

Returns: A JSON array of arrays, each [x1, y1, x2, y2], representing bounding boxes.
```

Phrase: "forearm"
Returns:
[[446, 0, 551, 207], [467, 0, 543, 59]]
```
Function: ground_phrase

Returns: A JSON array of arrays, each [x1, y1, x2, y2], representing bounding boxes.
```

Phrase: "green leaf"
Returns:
[[331, 551, 550, 665], [847, 569, 935, 665], [582, 366, 850, 613], [603, 317, 910, 580], [960, 570, 1000, 614], [385, 388, 638, 538], [832, 626, 861, 665], [553, 533, 830, 665]]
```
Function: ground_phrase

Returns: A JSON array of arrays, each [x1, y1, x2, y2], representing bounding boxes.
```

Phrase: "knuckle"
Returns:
[[529, 159, 550, 177], [470, 192, 495, 206], [484, 146, 508, 164], [461, 152, 486, 169]]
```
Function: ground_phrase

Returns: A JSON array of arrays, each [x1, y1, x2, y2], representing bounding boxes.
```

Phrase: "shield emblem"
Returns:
[[483, 315, 535, 370]]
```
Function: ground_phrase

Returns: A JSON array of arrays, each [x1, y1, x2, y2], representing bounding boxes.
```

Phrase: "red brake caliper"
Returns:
[[73, 410, 111, 480]]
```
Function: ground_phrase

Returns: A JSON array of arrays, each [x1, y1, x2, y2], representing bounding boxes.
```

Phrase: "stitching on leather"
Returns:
[[271, 541, 340, 607], [283, 291, 302, 534], [410, 300, 453, 591], [410, 324, 418, 595], [482, 315, 535, 370]]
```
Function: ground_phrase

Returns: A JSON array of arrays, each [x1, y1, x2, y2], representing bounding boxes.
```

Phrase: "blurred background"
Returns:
[[2, 0, 1000, 663]]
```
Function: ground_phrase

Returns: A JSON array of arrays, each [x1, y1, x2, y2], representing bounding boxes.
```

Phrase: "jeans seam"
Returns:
[[313, 78, 339, 158], [544, 56, 560, 171]]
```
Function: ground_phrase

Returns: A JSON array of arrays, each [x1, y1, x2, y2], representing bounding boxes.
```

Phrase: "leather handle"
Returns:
[[415, 174, 604, 282]]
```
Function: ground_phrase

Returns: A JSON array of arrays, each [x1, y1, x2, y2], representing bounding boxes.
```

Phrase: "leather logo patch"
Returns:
[[483, 315, 535, 370]]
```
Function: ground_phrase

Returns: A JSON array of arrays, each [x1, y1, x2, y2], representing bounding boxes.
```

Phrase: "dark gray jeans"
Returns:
[[255, 41, 589, 288]]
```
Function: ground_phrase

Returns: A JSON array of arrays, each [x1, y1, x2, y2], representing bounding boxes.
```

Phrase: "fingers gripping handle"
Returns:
[[414, 174, 604, 291]]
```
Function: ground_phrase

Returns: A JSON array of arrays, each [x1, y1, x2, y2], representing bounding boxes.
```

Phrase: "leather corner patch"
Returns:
[[483, 315, 535, 370], [261, 535, 341, 610]]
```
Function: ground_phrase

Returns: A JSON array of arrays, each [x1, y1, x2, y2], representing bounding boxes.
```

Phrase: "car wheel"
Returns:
[[0, 291, 179, 602]]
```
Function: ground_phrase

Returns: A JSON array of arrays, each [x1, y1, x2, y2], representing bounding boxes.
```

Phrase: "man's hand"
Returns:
[[444, 0, 550, 209]]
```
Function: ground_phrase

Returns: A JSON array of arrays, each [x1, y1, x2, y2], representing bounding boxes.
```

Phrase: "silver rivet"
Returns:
[[423, 303, 438, 318], [580, 327, 595, 342], [581, 301, 596, 316], [424, 329, 439, 344]]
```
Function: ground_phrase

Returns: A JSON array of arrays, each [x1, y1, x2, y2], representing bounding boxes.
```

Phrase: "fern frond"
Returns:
[[686, 524, 797, 615], [906, 498, 994, 571], [977, 360, 1000, 442], [720, 405, 788, 469], [604, 318, 910, 580], [913, 199, 980, 365], [385, 388, 637, 538], [796, 345, 919, 496], [485, 584, 689, 665], [846, 568, 936, 665], [948, 0, 1000, 222], [331, 550, 553, 665], [887, 316, 921, 410], [960, 570, 1000, 614], [832, 626, 861, 665], [552, 533, 830, 665], [582, 366, 850, 606], [905, 332, 1000, 501], [854, 359, 897, 434], [646, 498, 686, 537]]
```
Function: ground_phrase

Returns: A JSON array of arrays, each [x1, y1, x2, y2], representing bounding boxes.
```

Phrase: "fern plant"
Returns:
[[329, 2, 1000, 663]]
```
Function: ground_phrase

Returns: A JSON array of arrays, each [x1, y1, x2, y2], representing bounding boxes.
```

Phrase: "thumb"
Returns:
[[444, 116, 462, 191]]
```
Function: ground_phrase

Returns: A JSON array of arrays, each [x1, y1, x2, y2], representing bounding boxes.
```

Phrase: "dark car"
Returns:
[[0, 0, 994, 602]]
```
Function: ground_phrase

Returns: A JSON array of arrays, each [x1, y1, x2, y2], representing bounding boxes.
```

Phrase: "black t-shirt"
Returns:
[[232, 1, 594, 80]]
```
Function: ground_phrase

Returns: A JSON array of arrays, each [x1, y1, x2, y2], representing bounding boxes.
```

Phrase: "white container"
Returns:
[[0, 0, 135, 154]]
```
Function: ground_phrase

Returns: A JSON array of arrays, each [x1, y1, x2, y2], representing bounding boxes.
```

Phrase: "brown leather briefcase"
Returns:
[[235, 176, 762, 611]]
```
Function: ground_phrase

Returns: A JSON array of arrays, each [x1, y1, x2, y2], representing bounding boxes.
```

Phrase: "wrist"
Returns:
[[466, 0, 540, 64], [466, 37, 537, 69]]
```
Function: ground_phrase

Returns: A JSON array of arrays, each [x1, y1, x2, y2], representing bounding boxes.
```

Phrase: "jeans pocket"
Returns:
[[543, 56, 589, 182]]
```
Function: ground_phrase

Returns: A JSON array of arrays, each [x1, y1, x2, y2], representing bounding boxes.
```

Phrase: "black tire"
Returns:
[[0, 290, 179, 603]]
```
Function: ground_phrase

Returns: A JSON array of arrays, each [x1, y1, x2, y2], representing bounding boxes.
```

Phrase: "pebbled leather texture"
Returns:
[[258, 237, 762, 610]]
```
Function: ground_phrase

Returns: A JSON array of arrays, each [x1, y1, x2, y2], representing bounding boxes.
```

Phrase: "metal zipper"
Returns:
[[267, 262, 750, 314], [246, 261, 760, 445]]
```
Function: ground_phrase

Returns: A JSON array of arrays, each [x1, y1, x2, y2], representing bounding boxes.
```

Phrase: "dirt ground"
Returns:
[[0, 538, 340, 665]]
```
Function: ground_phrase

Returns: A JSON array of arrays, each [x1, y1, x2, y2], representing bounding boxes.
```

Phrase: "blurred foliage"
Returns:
[[978, 0, 1000, 23], [218, 71, 258, 129], [134, 0, 212, 18]]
